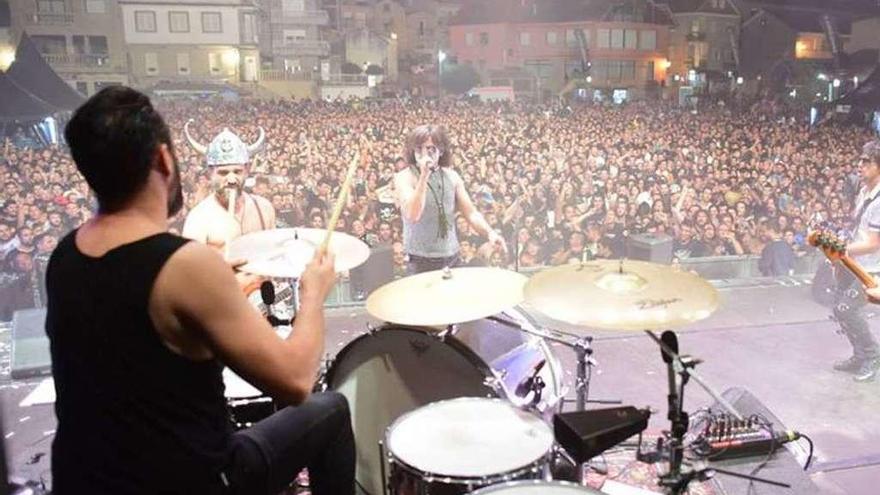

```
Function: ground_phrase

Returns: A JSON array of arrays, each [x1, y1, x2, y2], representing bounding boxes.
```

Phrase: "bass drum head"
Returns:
[[326, 326, 495, 495], [470, 480, 604, 494]]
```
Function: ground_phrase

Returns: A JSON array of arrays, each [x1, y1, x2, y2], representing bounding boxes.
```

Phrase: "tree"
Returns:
[[341, 62, 363, 74], [440, 63, 481, 94], [365, 64, 385, 75]]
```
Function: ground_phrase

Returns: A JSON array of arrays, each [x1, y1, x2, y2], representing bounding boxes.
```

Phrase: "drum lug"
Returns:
[[483, 376, 503, 395]]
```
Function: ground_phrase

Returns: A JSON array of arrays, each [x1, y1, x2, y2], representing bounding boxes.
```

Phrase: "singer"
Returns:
[[394, 124, 507, 274], [181, 121, 276, 251], [833, 140, 880, 382]]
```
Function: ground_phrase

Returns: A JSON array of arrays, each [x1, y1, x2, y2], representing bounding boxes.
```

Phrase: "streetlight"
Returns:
[[437, 50, 446, 98]]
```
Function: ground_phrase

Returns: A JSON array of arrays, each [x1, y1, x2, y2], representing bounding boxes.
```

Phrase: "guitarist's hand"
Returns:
[[867, 287, 880, 305]]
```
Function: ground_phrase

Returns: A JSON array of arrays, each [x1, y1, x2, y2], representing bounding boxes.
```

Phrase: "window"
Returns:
[[202, 12, 222, 33], [88, 35, 108, 54], [31, 35, 66, 54], [479, 32, 489, 45], [282, 0, 304, 11], [177, 52, 190, 74], [610, 29, 624, 49], [75, 81, 88, 95], [419, 21, 425, 36], [546, 31, 557, 45], [84, 0, 106, 14], [134, 11, 156, 32], [145, 52, 158, 74], [208, 52, 221, 74], [73, 35, 86, 54], [639, 30, 656, 50], [520, 32, 530, 46], [624, 29, 637, 49], [169, 12, 189, 33], [478, 59, 486, 70], [597, 29, 609, 48], [242, 13, 257, 43], [37, 0, 65, 13], [465, 32, 474, 46], [646, 60, 654, 80], [565, 29, 577, 46], [283, 29, 306, 43]]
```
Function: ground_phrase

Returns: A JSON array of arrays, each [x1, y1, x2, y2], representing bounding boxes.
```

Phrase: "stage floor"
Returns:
[[2, 279, 879, 493]]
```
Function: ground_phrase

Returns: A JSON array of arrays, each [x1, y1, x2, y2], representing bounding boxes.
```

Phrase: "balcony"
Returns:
[[260, 69, 316, 81], [42, 53, 126, 72], [274, 40, 331, 57], [29, 12, 75, 25], [686, 31, 706, 42], [323, 74, 368, 86], [268, 9, 329, 26]]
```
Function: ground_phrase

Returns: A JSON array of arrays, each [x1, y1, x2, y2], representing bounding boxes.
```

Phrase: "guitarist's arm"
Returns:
[[848, 231, 880, 257]]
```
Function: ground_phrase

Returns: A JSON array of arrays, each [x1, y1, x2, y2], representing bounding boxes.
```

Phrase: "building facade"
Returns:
[[260, 0, 330, 76], [663, 0, 740, 83], [7, 0, 129, 95], [119, 0, 260, 87], [449, 0, 673, 96]]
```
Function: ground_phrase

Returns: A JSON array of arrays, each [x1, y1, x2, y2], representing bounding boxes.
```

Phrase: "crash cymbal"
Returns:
[[524, 260, 718, 331], [366, 267, 528, 326], [228, 228, 370, 278]]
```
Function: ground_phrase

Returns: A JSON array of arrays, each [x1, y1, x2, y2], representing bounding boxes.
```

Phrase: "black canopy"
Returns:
[[6, 32, 84, 112]]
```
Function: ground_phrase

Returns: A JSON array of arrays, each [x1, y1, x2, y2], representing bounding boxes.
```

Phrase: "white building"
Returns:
[[119, 0, 260, 87]]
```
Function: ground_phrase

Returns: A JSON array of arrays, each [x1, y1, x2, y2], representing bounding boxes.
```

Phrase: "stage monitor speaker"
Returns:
[[349, 244, 394, 301], [710, 387, 821, 494], [627, 233, 673, 264], [10, 308, 51, 380]]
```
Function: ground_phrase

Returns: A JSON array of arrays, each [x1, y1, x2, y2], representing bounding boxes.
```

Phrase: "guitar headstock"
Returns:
[[808, 230, 847, 261]]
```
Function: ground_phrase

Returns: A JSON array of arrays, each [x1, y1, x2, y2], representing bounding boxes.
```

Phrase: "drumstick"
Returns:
[[321, 149, 360, 251]]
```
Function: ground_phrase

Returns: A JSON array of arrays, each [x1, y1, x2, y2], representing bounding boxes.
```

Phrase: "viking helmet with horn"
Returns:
[[184, 119, 265, 167]]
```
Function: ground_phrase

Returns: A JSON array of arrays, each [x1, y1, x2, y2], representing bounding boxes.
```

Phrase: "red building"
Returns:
[[449, 0, 673, 98]]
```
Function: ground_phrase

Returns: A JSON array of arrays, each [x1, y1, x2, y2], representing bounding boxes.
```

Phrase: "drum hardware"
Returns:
[[640, 330, 788, 494], [486, 316, 618, 412]]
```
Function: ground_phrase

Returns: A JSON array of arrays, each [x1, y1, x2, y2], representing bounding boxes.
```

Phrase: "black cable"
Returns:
[[799, 433, 815, 470], [746, 413, 777, 495]]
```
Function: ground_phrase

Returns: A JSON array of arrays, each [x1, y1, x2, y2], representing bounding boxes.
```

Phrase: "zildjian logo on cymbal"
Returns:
[[635, 298, 681, 310]]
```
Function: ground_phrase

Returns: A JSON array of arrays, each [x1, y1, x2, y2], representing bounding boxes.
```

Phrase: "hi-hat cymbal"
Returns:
[[227, 228, 370, 278], [524, 260, 719, 331], [366, 267, 528, 326]]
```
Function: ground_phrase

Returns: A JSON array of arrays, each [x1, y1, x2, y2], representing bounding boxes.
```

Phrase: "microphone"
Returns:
[[515, 360, 546, 400], [260, 281, 276, 306]]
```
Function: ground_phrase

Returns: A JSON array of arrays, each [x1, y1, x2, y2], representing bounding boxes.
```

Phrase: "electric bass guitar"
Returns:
[[808, 230, 879, 297]]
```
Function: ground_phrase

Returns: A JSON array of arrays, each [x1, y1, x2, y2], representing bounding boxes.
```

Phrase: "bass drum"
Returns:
[[325, 308, 563, 495]]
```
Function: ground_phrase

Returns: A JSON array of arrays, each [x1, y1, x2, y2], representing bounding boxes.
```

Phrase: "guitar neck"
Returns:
[[840, 255, 878, 289]]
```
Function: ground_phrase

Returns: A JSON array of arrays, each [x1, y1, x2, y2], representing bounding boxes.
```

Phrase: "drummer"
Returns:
[[394, 125, 507, 274], [181, 120, 276, 252]]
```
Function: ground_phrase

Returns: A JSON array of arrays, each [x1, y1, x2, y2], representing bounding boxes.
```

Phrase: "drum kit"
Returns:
[[227, 227, 754, 495]]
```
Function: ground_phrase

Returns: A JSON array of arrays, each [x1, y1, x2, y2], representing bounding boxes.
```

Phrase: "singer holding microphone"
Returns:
[[181, 123, 276, 252], [394, 124, 507, 275]]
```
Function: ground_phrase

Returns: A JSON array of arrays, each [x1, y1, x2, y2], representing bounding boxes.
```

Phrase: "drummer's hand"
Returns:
[[300, 248, 337, 305], [489, 231, 508, 256], [227, 257, 263, 293]]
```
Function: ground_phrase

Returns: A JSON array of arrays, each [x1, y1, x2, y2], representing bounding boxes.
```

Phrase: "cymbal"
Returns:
[[524, 260, 719, 331], [227, 228, 370, 278], [366, 267, 528, 326]]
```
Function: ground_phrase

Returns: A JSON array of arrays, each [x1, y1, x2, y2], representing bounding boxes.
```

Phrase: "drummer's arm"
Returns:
[[162, 242, 327, 405]]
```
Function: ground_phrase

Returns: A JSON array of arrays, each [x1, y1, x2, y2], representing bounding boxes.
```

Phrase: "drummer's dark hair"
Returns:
[[404, 125, 451, 168], [65, 86, 173, 213]]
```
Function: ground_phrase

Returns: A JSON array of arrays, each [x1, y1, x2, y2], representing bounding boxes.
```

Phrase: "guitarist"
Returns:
[[834, 140, 880, 382]]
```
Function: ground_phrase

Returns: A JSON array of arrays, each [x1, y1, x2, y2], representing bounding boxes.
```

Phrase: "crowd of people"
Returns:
[[0, 95, 875, 319]]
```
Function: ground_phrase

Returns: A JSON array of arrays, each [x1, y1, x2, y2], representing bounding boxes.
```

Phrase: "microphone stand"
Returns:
[[643, 330, 789, 494]]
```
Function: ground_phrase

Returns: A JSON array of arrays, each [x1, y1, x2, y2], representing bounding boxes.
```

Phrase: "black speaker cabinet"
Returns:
[[627, 233, 673, 264]]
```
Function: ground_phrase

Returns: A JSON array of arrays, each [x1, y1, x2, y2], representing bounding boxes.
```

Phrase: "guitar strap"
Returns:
[[852, 190, 880, 239]]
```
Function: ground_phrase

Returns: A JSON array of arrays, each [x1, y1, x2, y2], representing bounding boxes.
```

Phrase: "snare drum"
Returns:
[[325, 308, 563, 495], [386, 398, 554, 495], [468, 481, 603, 495]]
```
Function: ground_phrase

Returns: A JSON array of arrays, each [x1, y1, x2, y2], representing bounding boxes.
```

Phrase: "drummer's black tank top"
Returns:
[[46, 230, 232, 494]]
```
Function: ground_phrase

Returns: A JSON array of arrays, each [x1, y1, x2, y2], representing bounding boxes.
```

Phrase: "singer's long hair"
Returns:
[[404, 124, 451, 169]]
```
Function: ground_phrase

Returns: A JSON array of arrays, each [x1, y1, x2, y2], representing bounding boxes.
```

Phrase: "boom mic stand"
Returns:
[[643, 330, 789, 495]]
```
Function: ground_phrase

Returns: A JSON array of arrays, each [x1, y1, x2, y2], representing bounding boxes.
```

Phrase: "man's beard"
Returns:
[[167, 156, 184, 218]]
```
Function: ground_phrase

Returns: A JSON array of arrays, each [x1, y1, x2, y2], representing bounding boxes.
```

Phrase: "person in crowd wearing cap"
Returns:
[[181, 120, 276, 252], [394, 124, 507, 275]]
